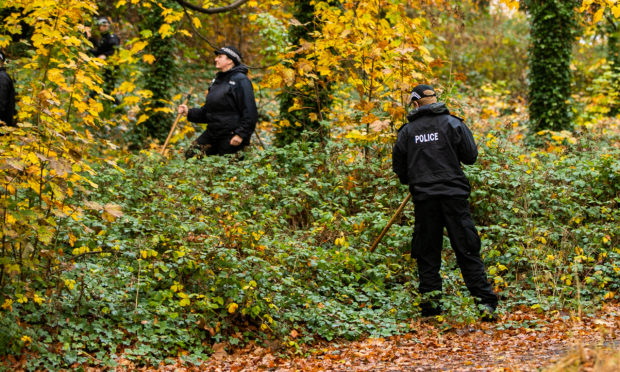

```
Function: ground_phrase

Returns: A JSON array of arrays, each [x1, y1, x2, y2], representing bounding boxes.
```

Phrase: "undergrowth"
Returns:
[[0, 126, 618, 369]]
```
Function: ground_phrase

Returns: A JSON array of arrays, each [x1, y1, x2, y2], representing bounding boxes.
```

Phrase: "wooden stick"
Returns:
[[369, 193, 412, 252], [253, 130, 266, 149], [160, 88, 194, 155]]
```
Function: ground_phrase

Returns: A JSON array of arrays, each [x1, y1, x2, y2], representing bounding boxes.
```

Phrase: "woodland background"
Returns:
[[0, 0, 618, 370]]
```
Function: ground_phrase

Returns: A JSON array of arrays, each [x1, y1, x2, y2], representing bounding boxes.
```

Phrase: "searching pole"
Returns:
[[160, 88, 194, 156], [369, 193, 412, 252]]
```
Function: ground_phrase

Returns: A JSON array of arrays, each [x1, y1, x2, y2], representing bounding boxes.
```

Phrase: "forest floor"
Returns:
[[142, 303, 620, 371]]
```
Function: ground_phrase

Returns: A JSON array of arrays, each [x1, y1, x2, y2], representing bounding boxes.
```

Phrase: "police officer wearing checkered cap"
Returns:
[[178, 46, 258, 158], [88, 17, 120, 60], [393, 84, 498, 321], [87, 16, 120, 99]]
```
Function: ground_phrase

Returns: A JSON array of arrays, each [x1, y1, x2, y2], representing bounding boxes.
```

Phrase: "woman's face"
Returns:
[[215, 54, 234, 72]]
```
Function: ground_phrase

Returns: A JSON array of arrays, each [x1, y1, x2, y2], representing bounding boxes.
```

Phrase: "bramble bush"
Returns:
[[1, 120, 618, 369]]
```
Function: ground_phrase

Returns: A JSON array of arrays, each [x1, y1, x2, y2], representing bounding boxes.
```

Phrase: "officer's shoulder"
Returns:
[[447, 114, 465, 129], [449, 114, 464, 122], [228, 72, 249, 84], [397, 122, 410, 132]]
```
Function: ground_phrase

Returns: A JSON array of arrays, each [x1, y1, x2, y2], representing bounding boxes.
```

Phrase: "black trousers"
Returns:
[[411, 197, 498, 307], [186, 132, 246, 158]]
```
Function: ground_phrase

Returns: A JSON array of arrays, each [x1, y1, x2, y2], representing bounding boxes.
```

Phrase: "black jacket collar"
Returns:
[[406, 102, 450, 122], [216, 64, 249, 79]]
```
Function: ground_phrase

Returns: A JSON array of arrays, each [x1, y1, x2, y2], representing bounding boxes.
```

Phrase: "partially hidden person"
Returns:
[[0, 51, 16, 128], [178, 46, 258, 159], [392, 84, 499, 321], [87, 17, 120, 98]]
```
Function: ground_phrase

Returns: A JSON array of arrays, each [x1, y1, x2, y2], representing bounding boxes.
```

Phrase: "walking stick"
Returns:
[[253, 130, 266, 150], [160, 88, 194, 155], [369, 193, 412, 252]]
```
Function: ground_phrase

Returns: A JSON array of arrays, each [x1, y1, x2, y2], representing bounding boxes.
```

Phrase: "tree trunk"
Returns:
[[275, 0, 334, 146], [524, 0, 578, 133]]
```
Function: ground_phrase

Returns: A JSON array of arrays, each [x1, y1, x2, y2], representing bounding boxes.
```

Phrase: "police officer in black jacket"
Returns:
[[0, 51, 16, 127], [88, 17, 120, 96], [178, 46, 258, 158], [392, 84, 498, 321]]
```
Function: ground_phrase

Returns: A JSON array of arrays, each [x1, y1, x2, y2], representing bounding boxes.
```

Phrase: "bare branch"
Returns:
[[174, 0, 251, 14]]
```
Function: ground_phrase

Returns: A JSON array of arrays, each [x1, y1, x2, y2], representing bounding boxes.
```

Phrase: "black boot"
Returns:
[[420, 301, 443, 317], [479, 304, 498, 322]]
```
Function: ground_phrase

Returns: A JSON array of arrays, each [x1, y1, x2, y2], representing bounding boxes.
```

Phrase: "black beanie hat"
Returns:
[[409, 84, 436, 104], [214, 46, 242, 66]]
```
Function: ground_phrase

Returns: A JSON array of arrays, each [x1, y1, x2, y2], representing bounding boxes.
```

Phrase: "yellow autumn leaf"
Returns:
[[142, 54, 155, 64], [604, 291, 614, 300], [227, 302, 238, 314], [159, 24, 173, 38], [34, 293, 44, 305], [123, 96, 141, 105], [593, 8, 605, 24], [136, 114, 149, 124], [5, 213, 16, 224], [179, 297, 190, 307], [1, 299, 13, 311], [130, 41, 148, 54]]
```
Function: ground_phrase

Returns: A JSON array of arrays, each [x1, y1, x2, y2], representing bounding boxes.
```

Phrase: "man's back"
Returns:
[[392, 102, 477, 201]]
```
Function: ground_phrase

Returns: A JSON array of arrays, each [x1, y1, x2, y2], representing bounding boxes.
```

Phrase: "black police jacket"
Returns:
[[392, 102, 478, 201], [0, 68, 16, 126], [89, 32, 120, 58], [187, 65, 258, 141]]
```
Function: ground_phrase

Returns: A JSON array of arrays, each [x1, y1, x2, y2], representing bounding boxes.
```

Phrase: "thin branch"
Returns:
[[605, 13, 618, 32], [174, 0, 251, 14], [180, 3, 284, 70], [181, 6, 218, 49]]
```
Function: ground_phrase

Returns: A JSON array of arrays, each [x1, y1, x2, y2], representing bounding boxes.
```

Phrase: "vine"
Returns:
[[523, 0, 580, 132]]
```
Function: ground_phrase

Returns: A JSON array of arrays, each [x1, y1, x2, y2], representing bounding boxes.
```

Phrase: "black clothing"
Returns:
[[0, 67, 16, 127], [412, 197, 498, 308], [393, 103, 478, 201], [89, 32, 120, 58], [392, 102, 498, 311], [89, 32, 120, 96], [184, 134, 245, 159], [187, 64, 258, 156]]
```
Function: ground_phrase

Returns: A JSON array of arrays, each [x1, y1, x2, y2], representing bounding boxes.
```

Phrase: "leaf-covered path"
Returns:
[[191, 303, 619, 372]]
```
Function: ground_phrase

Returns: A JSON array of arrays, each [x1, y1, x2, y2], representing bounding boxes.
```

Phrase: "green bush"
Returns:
[[1, 129, 618, 369]]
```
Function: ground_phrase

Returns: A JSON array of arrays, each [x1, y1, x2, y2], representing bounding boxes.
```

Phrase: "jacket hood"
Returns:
[[407, 102, 450, 122]]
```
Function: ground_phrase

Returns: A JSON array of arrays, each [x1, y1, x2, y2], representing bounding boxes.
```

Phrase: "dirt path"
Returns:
[[192, 304, 619, 372]]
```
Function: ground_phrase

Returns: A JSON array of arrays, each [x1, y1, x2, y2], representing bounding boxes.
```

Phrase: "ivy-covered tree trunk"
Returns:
[[275, 0, 333, 145], [134, 6, 178, 146], [524, 0, 578, 132]]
